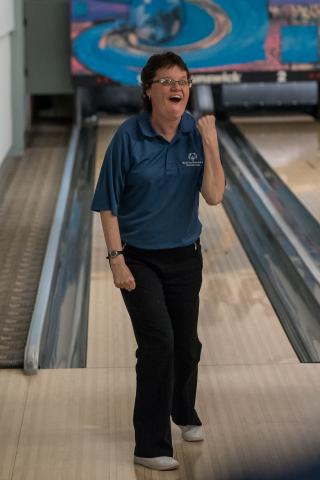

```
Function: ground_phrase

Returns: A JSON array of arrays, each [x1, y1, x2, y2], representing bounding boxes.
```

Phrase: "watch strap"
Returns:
[[106, 250, 124, 260]]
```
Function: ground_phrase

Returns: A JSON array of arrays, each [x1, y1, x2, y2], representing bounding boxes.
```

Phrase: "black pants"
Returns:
[[121, 239, 203, 458]]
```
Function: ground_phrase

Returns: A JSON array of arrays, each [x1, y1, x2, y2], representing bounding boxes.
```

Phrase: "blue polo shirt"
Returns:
[[91, 111, 205, 249]]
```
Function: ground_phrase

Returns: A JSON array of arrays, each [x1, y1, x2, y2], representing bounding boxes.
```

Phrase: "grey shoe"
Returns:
[[134, 455, 179, 470], [179, 425, 204, 442]]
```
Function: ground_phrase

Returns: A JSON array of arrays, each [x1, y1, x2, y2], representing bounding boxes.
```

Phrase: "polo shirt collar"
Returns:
[[138, 111, 195, 138], [180, 111, 195, 133]]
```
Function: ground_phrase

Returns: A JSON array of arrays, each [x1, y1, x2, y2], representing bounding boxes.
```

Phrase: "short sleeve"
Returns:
[[91, 128, 131, 215], [197, 164, 204, 192], [197, 140, 205, 191]]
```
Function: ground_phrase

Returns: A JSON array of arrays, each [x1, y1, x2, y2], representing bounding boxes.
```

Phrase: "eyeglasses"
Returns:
[[151, 78, 192, 87]]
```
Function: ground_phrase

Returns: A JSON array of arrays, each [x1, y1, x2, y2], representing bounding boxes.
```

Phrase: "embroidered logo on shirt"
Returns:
[[188, 152, 197, 161], [182, 152, 203, 167]]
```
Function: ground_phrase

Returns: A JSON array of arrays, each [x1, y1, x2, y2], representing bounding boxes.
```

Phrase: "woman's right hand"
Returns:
[[109, 256, 136, 291]]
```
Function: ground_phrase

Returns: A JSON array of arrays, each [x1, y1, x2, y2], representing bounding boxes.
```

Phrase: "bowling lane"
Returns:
[[88, 117, 298, 369], [233, 115, 320, 222]]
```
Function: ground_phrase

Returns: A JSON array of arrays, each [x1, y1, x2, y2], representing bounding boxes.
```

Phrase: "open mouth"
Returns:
[[169, 95, 182, 103]]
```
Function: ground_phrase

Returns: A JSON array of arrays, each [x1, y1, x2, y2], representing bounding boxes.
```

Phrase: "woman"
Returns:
[[91, 51, 225, 471]]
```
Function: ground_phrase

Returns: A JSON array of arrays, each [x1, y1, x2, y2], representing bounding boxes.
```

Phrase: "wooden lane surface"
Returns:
[[87, 122, 297, 368], [233, 115, 320, 223]]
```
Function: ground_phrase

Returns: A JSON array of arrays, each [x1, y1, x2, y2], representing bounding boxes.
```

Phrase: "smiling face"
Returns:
[[146, 65, 191, 122]]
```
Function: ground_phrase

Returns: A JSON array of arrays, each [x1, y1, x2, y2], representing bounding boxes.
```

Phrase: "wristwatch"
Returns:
[[106, 250, 124, 260]]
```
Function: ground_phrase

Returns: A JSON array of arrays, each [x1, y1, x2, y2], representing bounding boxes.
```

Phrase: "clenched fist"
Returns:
[[196, 115, 217, 143]]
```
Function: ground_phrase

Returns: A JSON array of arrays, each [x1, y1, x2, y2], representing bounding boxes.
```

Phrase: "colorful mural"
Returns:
[[70, 0, 320, 85]]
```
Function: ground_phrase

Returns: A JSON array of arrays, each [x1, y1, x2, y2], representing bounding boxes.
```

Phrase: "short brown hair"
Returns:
[[140, 51, 190, 111]]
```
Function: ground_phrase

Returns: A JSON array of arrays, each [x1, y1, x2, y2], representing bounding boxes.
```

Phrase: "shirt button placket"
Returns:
[[166, 145, 177, 175]]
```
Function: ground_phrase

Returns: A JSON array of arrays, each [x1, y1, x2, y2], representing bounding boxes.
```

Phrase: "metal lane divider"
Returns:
[[24, 126, 80, 374]]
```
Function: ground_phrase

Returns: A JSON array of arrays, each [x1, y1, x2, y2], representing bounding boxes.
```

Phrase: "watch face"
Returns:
[[110, 251, 118, 258]]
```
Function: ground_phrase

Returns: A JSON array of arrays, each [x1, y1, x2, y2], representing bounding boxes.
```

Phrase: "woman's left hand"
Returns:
[[196, 115, 217, 143]]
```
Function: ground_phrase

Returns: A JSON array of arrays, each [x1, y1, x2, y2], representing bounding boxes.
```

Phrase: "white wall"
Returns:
[[0, 0, 15, 166]]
